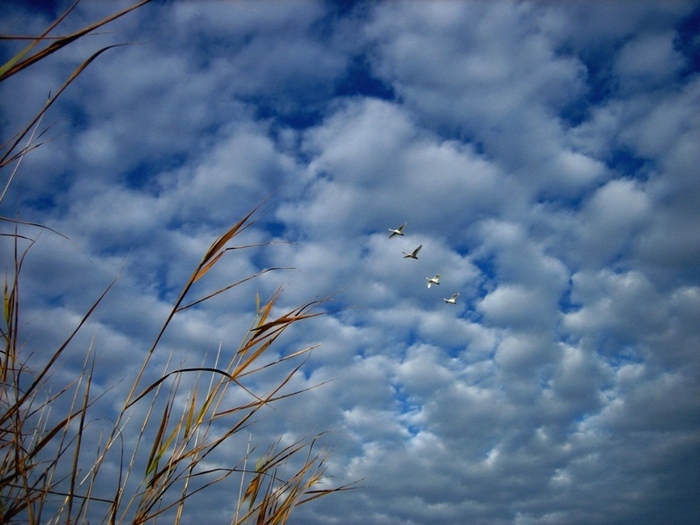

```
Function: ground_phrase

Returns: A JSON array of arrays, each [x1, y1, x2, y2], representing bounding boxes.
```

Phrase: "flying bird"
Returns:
[[426, 274, 440, 288], [402, 244, 422, 259], [443, 293, 459, 304], [388, 223, 406, 238]]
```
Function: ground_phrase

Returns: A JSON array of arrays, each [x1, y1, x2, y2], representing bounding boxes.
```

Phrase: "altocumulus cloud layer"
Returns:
[[1, 1, 700, 524]]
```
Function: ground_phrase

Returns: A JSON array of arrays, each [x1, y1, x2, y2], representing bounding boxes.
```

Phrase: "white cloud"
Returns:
[[614, 31, 685, 91]]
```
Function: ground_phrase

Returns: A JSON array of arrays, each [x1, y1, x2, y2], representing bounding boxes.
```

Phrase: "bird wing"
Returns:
[[388, 223, 406, 238], [389, 223, 406, 232]]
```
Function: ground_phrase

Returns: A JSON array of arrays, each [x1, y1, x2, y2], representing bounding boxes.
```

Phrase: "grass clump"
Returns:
[[1, 2, 350, 523]]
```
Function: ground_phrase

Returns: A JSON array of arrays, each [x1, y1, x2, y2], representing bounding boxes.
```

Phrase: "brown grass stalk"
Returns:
[[1, 2, 352, 523]]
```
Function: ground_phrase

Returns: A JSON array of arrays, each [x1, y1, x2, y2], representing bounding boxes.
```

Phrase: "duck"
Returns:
[[426, 274, 440, 288], [402, 244, 422, 259], [443, 293, 459, 304], [388, 223, 406, 238]]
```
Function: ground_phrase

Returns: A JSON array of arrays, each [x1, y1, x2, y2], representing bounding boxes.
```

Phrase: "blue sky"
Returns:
[[1, 1, 700, 524]]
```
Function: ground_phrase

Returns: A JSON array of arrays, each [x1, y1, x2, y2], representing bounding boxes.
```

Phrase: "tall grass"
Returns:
[[1, 2, 349, 523]]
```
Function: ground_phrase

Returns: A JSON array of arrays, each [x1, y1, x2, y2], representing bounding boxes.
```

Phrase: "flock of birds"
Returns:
[[388, 223, 460, 304]]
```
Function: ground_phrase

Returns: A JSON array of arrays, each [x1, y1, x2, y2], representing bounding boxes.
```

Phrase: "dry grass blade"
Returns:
[[126, 201, 272, 409], [256, 286, 282, 328], [178, 267, 293, 312], [0, 0, 79, 79], [1, 44, 129, 171], [192, 240, 288, 284], [63, 351, 96, 520], [145, 397, 174, 480], [0, 277, 116, 428], [0, 104, 48, 204], [235, 344, 321, 380], [0, 0, 153, 82], [200, 203, 263, 267], [192, 250, 224, 283], [247, 297, 325, 342], [233, 434, 352, 525], [126, 367, 234, 410], [0, 217, 71, 241], [250, 310, 325, 335]]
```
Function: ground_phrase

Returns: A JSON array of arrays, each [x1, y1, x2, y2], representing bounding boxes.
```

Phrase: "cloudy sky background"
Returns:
[[1, 1, 700, 524]]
